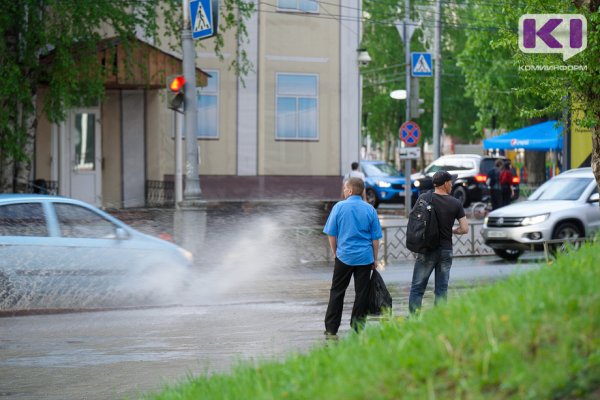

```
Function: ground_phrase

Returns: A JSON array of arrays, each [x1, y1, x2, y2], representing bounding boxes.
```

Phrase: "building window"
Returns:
[[276, 73, 318, 140], [197, 70, 219, 138], [277, 0, 318, 12]]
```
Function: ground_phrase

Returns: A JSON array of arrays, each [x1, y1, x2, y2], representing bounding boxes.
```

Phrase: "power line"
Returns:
[[254, 4, 511, 32]]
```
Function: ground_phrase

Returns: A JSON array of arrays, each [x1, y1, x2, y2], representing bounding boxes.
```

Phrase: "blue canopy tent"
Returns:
[[483, 120, 564, 179], [483, 120, 563, 151]]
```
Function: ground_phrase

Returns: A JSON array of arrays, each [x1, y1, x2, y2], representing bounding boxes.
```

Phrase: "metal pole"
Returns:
[[404, 0, 412, 217], [432, 0, 442, 160], [175, 114, 183, 205], [182, 0, 202, 201]]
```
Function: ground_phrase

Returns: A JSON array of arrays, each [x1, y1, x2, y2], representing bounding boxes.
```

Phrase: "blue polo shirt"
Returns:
[[323, 195, 383, 266]]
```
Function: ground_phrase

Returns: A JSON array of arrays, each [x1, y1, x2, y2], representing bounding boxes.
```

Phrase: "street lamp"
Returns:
[[390, 89, 407, 100], [357, 48, 372, 67], [357, 48, 371, 163]]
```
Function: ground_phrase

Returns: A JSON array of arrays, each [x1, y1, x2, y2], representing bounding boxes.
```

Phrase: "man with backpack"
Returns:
[[408, 170, 469, 314]]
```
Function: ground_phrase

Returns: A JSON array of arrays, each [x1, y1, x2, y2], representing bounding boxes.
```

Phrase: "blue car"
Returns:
[[360, 160, 419, 208]]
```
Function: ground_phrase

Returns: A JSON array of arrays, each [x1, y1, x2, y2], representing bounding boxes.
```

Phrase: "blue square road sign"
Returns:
[[190, 0, 216, 40], [411, 52, 433, 77]]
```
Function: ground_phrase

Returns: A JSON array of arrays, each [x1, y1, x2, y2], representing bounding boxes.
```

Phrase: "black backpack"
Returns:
[[405, 191, 440, 253]]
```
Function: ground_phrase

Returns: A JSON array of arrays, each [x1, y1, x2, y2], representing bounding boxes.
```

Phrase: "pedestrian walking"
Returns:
[[324, 177, 382, 338], [500, 161, 515, 207], [346, 161, 366, 181], [408, 170, 469, 314], [487, 159, 504, 210]]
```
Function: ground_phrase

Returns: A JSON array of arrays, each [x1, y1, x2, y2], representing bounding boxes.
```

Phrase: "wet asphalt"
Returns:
[[0, 255, 543, 400]]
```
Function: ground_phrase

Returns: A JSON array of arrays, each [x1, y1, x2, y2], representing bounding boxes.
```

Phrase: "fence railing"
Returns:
[[26, 180, 59, 195], [542, 237, 597, 263], [145, 180, 174, 207], [281, 221, 493, 265]]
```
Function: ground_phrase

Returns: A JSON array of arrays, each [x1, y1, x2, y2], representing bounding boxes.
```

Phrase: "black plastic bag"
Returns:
[[368, 269, 392, 315]]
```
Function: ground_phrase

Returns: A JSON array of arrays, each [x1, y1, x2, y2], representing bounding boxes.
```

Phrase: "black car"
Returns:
[[411, 154, 520, 207]]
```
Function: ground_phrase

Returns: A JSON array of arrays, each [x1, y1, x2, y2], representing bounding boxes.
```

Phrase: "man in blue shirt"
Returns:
[[323, 177, 383, 338]]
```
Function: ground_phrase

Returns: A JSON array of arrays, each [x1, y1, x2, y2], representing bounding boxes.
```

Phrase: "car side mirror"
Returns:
[[115, 227, 129, 240], [589, 192, 600, 203]]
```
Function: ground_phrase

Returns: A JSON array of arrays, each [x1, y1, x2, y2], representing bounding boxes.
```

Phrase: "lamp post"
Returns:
[[357, 48, 371, 164]]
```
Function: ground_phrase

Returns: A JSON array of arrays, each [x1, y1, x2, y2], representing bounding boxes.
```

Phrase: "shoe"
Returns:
[[324, 331, 338, 340]]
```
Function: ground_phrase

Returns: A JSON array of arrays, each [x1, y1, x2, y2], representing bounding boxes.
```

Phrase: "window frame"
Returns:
[[196, 69, 220, 139], [275, 72, 319, 141], [53, 202, 120, 239], [0, 202, 49, 237], [276, 0, 319, 13]]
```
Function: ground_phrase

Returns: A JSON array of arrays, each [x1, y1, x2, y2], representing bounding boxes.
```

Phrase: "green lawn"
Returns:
[[146, 243, 600, 399]]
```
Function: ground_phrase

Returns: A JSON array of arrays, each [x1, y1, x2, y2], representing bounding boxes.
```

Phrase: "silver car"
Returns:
[[0, 194, 193, 309], [482, 168, 600, 260]]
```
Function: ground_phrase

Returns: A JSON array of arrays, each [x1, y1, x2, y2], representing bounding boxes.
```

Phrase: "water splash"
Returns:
[[0, 204, 328, 311]]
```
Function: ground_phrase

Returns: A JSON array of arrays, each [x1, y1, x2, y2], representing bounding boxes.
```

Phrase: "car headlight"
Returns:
[[414, 180, 421, 188], [521, 213, 550, 226], [484, 216, 489, 226], [178, 247, 194, 263], [376, 181, 392, 188]]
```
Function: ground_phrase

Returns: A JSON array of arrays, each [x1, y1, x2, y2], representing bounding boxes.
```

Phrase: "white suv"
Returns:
[[482, 168, 600, 260]]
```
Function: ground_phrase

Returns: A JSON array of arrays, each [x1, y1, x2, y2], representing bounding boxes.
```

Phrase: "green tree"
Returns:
[[0, 0, 253, 192], [457, 0, 600, 187], [361, 0, 479, 165]]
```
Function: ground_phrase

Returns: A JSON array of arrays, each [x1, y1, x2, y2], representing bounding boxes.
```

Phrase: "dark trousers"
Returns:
[[501, 185, 512, 207], [491, 188, 503, 210], [324, 258, 372, 334], [408, 248, 453, 313]]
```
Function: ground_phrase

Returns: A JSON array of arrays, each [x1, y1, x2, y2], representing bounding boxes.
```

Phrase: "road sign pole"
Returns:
[[181, 0, 202, 202], [404, 0, 412, 217], [432, 0, 442, 160]]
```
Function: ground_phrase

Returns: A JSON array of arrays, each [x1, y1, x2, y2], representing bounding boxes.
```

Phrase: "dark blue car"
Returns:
[[360, 160, 418, 208]]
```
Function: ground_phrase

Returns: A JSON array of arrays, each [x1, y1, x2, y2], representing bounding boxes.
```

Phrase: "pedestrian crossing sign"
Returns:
[[190, 0, 218, 40], [411, 52, 433, 77]]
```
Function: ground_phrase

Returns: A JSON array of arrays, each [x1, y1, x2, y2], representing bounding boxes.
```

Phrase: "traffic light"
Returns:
[[167, 75, 185, 110], [410, 77, 425, 118]]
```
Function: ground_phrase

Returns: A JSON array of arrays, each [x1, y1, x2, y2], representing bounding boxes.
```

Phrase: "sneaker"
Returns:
[[324, 331, 338, 340]]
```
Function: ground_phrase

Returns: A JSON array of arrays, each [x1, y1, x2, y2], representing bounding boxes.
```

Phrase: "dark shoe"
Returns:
[[324, 331, 338, 340]]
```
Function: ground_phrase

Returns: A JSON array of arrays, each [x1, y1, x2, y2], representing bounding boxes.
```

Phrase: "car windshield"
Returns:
[[362, 163, 400, 177], [529, 177, 593, 201]]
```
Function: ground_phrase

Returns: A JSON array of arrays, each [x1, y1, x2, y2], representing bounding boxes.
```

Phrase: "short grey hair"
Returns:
[[346, 177, 365, 195]]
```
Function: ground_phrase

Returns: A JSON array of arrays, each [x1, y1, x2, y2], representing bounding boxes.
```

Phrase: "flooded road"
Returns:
[[0, 254, 543, 400]]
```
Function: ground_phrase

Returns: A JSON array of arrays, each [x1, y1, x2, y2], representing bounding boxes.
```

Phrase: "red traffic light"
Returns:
[[169, 76, 185, 92]]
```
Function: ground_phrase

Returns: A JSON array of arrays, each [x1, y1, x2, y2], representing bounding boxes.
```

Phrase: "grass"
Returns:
[[146, 243, 600, 400]]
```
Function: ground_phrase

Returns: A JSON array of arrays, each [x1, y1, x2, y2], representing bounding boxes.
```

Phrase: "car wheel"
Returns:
[[366, 189, 379, 208], [550, 222, 583, 256], [493, 248, 523, 261], [452, 186, 468, 207]]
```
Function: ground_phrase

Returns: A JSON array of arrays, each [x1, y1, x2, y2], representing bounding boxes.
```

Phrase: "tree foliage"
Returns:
[[0, 0, 253, 192], [456, 0, 600, 187], [361, 0, 480, 163]]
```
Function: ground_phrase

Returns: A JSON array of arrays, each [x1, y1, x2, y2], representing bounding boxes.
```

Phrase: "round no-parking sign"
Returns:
[[399, 121, 421, 146]]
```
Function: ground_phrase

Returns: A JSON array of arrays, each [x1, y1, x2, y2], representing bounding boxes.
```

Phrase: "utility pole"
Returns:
[[404, 0, 412, 217], [181, 0, 202, 202], [432, 0, 442, 160]]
